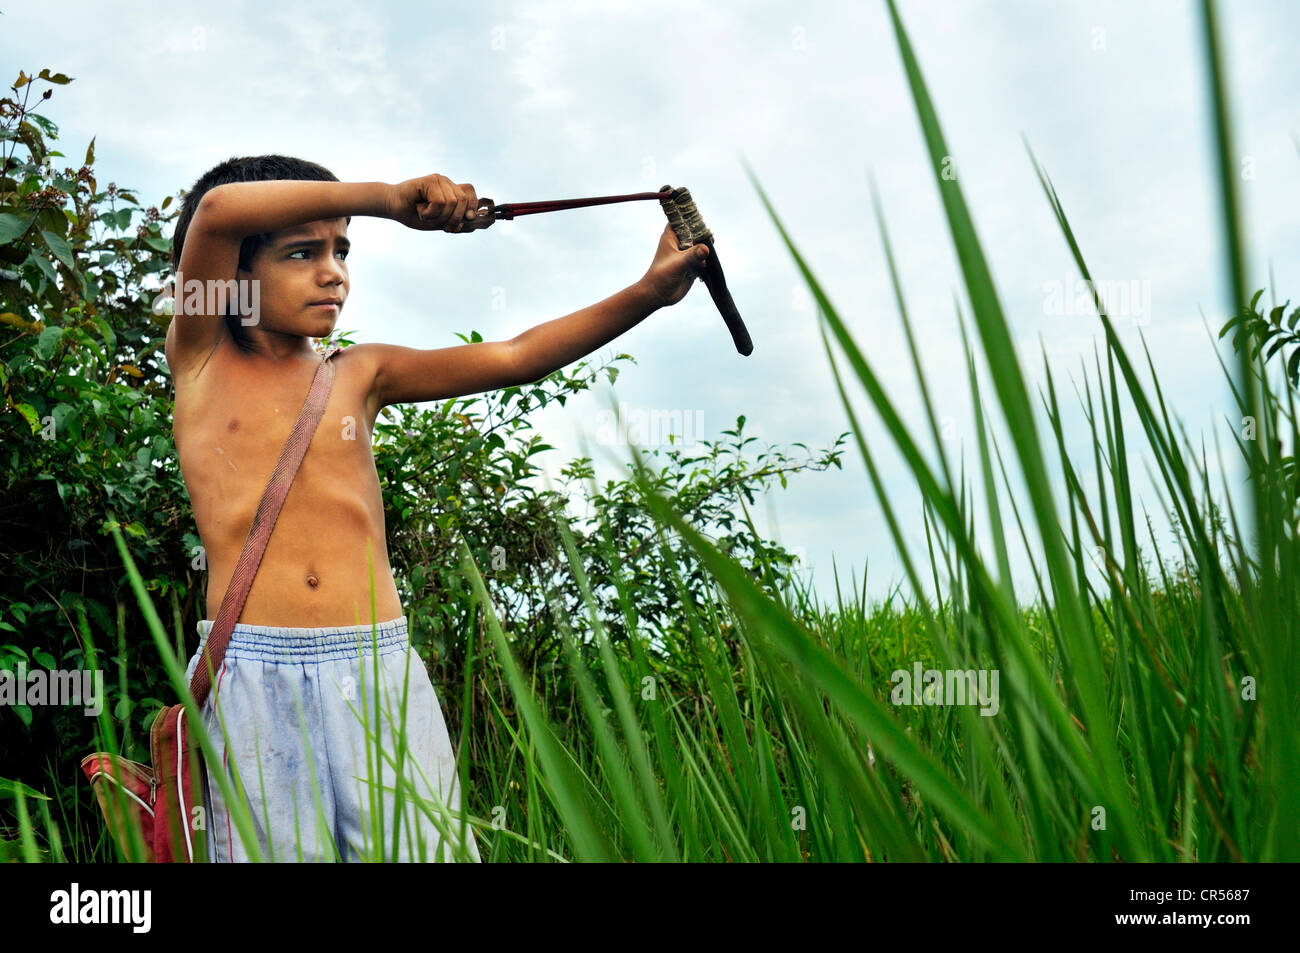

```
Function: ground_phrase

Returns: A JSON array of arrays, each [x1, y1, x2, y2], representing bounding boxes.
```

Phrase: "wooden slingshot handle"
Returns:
[[658, 186, 753, 357]]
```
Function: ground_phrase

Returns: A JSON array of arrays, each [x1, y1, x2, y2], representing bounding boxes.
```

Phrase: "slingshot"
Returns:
[[464, 185, 753, 356]]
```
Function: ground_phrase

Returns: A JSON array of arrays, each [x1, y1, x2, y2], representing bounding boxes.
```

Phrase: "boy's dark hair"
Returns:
[[171, 154, 349, 272]]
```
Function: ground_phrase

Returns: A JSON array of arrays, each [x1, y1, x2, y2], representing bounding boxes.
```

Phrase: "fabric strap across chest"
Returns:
[[188, 345, 341, 708]]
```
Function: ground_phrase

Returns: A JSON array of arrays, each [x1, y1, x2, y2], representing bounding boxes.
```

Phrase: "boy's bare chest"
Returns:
[[171, 347, 382, 545]]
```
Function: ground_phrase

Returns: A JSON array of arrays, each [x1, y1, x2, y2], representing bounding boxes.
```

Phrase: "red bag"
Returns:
[[80, 345, 341, 862], [80, 703, 206, 862]]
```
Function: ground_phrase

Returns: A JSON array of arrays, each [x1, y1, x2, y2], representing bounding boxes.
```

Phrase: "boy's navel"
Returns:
[[306, 573, 320, 588], [227, 417, 239, 431]]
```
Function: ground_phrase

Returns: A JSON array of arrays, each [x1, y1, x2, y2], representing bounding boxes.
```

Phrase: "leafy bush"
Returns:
[[1220, 288, 1300, 507]]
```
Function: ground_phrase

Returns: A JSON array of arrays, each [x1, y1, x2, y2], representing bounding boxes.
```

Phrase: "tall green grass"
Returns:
[[6, 0, 1293, 862]]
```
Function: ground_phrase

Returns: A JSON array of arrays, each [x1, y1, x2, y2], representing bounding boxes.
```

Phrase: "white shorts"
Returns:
[[182, 615, 481, 863]]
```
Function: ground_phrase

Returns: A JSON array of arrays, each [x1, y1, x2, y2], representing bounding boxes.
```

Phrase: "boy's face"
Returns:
[[237, 217, 349, 342]]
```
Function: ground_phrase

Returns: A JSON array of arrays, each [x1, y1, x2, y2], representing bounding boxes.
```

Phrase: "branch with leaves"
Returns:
[[1219, 288, 1300, 388]]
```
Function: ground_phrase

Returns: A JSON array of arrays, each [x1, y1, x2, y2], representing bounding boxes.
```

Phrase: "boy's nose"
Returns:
[[321, 258, 347, 283]]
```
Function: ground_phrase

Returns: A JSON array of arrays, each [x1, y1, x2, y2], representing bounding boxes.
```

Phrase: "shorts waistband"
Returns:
[[194, 616, 410, 664]]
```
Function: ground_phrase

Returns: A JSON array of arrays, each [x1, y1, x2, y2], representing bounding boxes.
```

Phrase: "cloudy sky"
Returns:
[[6, 0, 1299, 611]]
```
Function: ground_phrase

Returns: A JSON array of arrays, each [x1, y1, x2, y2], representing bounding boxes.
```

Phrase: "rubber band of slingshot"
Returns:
[[496, 189, 671, 219]]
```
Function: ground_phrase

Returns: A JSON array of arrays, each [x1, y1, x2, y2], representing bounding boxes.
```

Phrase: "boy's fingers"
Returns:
[[459, 183, 478, 220], [438, 179, 469, 231], [441, 177, 461, 229], [690, 245, 708, 281], [420, 178, 443, 223], [425, 175, 451, 227], [453, 188, 468, 230]]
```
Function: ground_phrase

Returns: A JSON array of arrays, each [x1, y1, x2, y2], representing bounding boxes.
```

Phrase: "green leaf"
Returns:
[[14, 403, 39, 432], [51, 402, 76, 434], [1218, 311, 1249, 339], [27, 113, 59, 137], [36, 325, 64, 359], [84, 136, 95, 166], [32, 648, 56, 668], [1257, 326, 1284, 349], [0, 213, 34, 245], [0, 776, 49, 801], [26, 250, 57, 286], [92, 315, 116, 353], [40, 229, 75, 270]]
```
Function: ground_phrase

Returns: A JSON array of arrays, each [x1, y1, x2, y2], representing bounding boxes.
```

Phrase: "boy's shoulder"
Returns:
[[167, 328, 385, 425], [164, 313, 222, 381], [165, 322, 377, 384]]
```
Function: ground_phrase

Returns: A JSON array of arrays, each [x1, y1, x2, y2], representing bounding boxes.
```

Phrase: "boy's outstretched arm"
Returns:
[[166, 175, 478, 378], [513, 225, 710, 383], [371, 224, 711, 406]]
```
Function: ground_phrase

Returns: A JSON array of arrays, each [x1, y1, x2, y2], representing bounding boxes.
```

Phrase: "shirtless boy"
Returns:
[[164, 154, 711, 862]]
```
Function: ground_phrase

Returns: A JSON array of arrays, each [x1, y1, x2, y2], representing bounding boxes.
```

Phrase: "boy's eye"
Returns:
[[289, 249, 349, 260]]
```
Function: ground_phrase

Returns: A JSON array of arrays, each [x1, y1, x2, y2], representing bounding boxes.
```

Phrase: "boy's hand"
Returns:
[[386, 174, 481, 232], [638, 224, 711, 309]]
